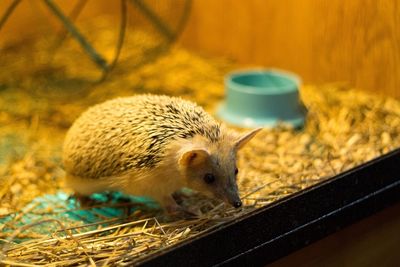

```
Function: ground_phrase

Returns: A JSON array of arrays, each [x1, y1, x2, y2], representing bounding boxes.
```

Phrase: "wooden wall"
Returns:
[[1, 0, 399, 98], [179, 0, 400, 99]]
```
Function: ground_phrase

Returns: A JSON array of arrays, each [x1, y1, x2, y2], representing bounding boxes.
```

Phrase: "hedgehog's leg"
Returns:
[[65, 174, 108, 207], [152, 194, 201, 217], [172, 191, 202, 216], [171, 191, 184, 205], [181, 206, 202, 217], [65, 173, 108, 195], [152, 195, 179, 214], [171, 189, 200, 202]]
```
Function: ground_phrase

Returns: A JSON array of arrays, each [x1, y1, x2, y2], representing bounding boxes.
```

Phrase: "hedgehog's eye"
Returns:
[[203, 173, 215, 184], [235, 168, 239, 175]]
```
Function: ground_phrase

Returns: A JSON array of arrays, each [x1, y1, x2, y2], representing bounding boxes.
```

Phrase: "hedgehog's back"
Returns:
[[62, 95, 221, 179]]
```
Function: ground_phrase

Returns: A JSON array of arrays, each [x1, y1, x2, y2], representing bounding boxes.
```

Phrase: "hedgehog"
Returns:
[[62, 94, 261, 213]]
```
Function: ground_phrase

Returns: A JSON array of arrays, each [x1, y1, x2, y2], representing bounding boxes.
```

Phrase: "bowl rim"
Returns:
[[225, 68, 302, 95]]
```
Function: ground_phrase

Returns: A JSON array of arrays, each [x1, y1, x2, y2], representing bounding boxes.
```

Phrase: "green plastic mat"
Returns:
[[0, 191, 159, 243]]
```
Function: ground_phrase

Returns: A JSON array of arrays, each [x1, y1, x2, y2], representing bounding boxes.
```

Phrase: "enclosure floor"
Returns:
[[1, 23, 400, 265]]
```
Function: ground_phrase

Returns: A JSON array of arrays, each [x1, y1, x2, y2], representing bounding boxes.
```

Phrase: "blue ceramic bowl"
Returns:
[[217, 69, 305, 128]]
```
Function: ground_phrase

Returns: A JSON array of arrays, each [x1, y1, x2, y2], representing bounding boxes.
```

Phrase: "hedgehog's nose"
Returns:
[[233, 200, 242, 208]]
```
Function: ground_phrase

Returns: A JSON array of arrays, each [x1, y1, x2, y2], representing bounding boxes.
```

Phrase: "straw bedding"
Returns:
[[1, 20, 400, 266]]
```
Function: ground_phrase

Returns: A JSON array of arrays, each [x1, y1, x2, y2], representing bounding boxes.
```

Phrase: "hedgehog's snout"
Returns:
[[220, 187, 242, 209], [233, 200, 242, 208], [228, 197, 242, 208]]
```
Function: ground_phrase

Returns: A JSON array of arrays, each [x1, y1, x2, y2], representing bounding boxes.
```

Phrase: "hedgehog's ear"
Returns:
[[179, 149, 210, 167], [234, 128, 262, 151]]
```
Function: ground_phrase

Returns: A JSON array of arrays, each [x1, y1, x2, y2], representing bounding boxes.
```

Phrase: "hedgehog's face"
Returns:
[[179, 147, 241, 208], [178, 128, 262, 208]]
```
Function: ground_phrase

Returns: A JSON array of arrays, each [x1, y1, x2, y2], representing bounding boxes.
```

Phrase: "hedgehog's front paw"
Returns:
[[166, 204, 202, 218], [160, 197, 198, 218], [164, 203, 182, 216], [171, 191, 203, 217], [157, 195, 179, 215], [181, 206, 202, 217]]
